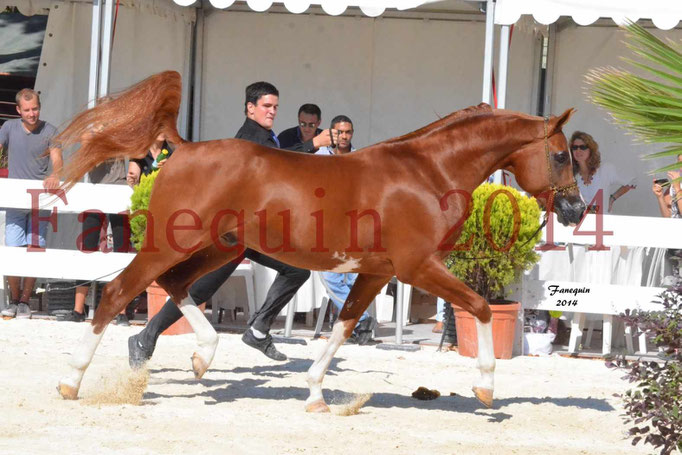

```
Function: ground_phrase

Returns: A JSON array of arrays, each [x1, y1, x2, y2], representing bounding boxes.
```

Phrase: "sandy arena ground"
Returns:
[[0, 319, 650, 455]]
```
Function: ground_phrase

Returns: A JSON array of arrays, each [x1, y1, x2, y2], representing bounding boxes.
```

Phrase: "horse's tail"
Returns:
[[55, 70, 186, 190]]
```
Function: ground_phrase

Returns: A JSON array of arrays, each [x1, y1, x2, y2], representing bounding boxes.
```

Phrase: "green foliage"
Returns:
[[588, 22, 682, 173], [0, 147, 6, 168], [129, 171, 159, 251], [445, 183, 542, 301], [607, 289, 682, 454]]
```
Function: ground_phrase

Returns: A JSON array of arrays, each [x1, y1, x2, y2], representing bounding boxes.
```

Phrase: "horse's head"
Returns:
[[508, 109, 586, 226]]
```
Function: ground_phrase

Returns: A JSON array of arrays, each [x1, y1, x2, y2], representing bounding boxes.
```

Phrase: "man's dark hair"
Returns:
[[244, 81, 279, 114], [298, 103, 321, 119], [330, 115, 353, 129]]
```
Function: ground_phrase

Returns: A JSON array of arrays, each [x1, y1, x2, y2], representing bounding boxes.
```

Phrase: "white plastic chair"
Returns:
[[210, 259, 256, 324]]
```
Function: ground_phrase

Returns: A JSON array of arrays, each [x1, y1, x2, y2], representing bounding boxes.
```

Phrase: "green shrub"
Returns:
[[129, 170, 159, 251], [445, 183, 542, 301]]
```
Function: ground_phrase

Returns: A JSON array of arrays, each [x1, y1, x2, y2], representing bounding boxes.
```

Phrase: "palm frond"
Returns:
[[588, 22, 682, 174]]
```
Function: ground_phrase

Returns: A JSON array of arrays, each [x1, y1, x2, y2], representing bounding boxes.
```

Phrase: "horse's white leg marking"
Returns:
[[306, 320, 353, 410], [475, 318, 495, 391], [179, 296, 218, 377], [59, 324, 106, 398]]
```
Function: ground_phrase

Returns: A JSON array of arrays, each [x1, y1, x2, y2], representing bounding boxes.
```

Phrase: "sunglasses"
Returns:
[[571, 144, 589, 151], [299, 121, 318, 128]]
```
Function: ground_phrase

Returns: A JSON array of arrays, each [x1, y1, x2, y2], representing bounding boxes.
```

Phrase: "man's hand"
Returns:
[[43, 174, 60, 190], [312, 129, 339, 149]]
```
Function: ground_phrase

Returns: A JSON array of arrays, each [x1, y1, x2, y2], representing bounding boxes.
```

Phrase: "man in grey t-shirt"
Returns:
[[0, 88, 63, 319]]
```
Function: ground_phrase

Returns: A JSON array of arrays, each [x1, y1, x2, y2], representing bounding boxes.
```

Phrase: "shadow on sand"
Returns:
[[144, 357, 614, 419]]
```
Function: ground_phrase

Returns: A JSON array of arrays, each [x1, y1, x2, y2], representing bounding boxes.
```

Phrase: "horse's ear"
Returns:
[[550, 108, 575, 133]]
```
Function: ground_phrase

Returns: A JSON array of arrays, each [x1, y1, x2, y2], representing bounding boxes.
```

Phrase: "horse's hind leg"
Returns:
[[154, 244, 243, 378], [399, 256, 495, 408], [58, 250, 187, 400], [306, 273, 390, 413]]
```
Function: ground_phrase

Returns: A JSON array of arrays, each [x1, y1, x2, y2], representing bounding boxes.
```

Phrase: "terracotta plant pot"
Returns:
[[453, 301, 520, 359], [0, 169, 8, 178], [147, 281, 205, 336]]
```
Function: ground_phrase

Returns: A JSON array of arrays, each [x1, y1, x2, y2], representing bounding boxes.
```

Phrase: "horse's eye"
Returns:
[[554, 151, 569, 164]]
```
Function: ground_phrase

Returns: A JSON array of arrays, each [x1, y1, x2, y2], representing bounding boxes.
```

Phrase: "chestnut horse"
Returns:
[[55, 71, 585, 410]]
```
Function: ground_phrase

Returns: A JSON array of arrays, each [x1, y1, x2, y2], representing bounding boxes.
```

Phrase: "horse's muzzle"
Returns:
[[554, 194, 586, 226]]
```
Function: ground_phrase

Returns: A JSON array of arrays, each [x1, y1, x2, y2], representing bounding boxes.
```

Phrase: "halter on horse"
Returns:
[[55, 71, 585, 410]]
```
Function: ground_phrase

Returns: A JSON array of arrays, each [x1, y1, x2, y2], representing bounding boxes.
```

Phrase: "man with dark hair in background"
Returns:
[[277, 103, 323, 151], [128, 82, 338, 366]]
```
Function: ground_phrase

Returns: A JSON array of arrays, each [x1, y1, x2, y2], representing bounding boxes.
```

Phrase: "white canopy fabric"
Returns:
[[495, 0, 682, 30], [173, 0, 434, 17]]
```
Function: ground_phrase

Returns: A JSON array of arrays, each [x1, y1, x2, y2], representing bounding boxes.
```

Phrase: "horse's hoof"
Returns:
[[57, 383, 79, 400], [472, 386, 494, 408], [305, 400, 331, 413], [191, 352, 209, 379]]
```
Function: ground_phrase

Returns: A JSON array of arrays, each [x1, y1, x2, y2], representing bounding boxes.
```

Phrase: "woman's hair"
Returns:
[[570, 131, 601, 177]]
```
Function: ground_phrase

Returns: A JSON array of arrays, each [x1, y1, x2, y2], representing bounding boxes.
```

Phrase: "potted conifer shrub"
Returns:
[[445, 183, 542, 359]]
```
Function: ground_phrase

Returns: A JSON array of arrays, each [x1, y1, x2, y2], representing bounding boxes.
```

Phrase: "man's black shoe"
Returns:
[[58, 310, 85, 322], [241, 329, 287, 361], [354, 316, 377, 346], [128, 334, 154, 369]]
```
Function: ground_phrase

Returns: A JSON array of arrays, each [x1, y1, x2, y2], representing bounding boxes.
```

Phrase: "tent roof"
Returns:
[[495, 0, 682, 30], [174, 0, 443, 17]]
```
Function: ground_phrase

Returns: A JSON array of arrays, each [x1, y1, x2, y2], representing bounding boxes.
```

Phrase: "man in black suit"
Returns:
[[128, 82, 338, 365]]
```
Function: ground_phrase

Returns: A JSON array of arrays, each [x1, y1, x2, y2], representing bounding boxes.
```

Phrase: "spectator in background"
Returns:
[[652, 154, 682, 286], [652, 154, 682, 219], [315, 115, 376, 344], [277, 103, 322, 152], [570, 131, 635, 213], [0, 89, 62, 319], [127, 133, 174, 186]]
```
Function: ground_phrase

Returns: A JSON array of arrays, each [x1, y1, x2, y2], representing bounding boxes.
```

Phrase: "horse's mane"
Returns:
[[55, 71, 185, 190], [383, 103, 493, 145]]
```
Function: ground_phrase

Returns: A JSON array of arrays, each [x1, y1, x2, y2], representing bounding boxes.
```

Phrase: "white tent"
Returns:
[[495, 0, 682, 30]]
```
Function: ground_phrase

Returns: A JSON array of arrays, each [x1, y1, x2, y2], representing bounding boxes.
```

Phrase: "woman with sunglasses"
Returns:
[[570, 131, 635, 213]]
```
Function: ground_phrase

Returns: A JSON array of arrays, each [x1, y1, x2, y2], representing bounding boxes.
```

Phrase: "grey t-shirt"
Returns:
[[88, 159, 127, 185], [0, 118, 57, 180]]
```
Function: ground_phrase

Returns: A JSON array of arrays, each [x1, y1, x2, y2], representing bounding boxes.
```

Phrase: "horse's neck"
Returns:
[[418, 115, 539, 189]]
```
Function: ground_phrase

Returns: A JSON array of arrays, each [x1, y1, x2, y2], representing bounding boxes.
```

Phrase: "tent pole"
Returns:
[[99, 0, 115, 98], [85, 0, 103, 184], [88, 0, 102, 109], [481, 0, 495, 105], [497, 24, 510, 109], [492, 23, 510, 185], [191, 6, 205, 142]]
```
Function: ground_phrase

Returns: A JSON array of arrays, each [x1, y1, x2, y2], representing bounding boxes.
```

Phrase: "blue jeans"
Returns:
[[436, 297, 445, 322], [321, 272, 369, 322], [5, 209, 49, 248]]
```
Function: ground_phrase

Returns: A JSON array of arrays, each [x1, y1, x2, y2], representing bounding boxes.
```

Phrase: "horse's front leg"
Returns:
[[305, 273, 390, 413], [400, 255, 495, 408], [58, 253, 167, 399]]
